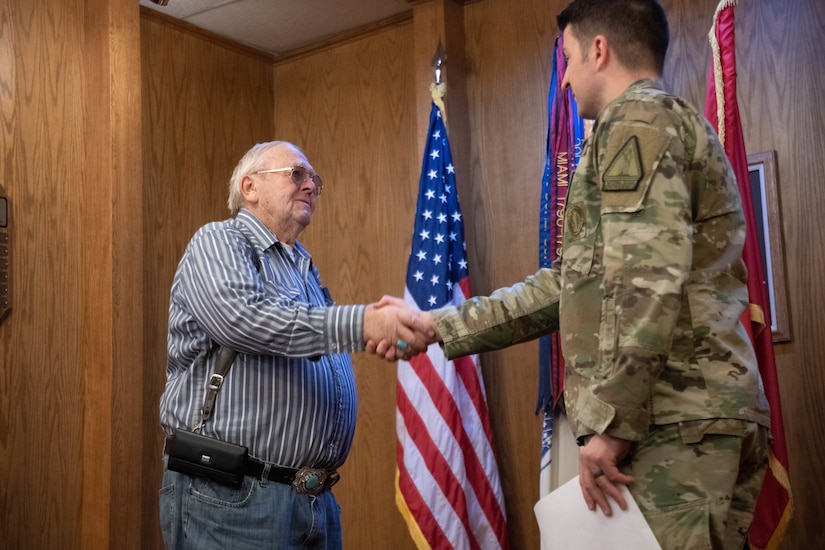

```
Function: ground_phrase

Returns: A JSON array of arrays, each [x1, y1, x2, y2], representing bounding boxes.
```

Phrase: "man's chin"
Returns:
[[296, 211, 312, 227], [294, 203, 313, 216]]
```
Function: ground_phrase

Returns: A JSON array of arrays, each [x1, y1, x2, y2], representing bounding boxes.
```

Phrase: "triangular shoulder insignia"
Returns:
[[602, 135, 643, 191]]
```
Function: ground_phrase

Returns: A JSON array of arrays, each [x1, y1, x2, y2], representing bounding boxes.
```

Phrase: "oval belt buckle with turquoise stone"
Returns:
[[293, 467, 340, 495]]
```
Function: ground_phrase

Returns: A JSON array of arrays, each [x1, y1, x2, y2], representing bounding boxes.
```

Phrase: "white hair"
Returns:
[[227, 141, 300, 215]]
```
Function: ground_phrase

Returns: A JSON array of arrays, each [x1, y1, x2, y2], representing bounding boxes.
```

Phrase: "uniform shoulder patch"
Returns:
[[602, 135, 643, 191], [566, 203, 586, 238]]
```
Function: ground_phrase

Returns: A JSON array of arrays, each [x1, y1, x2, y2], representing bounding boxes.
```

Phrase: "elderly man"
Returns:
[[159, 141, 428, 550]]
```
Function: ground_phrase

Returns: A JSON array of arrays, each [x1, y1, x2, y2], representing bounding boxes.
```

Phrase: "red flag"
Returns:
[[705, 2, 793, 548], [395, 92, 508, 549]]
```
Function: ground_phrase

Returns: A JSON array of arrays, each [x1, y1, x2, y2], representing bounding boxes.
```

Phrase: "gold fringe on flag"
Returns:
[[395, 470, 431, 550], [430, 82, 447, 125], [708, 0, 738, 147]]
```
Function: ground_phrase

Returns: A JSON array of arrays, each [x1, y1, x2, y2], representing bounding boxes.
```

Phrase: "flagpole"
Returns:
[[431, 41, 448, 124]]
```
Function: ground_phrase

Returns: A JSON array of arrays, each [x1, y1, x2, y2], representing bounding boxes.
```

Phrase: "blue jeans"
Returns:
[[159, 463, 343, 550]]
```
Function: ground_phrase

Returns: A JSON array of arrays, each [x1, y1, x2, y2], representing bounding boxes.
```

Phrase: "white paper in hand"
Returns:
[[534, 475, 661, 549]]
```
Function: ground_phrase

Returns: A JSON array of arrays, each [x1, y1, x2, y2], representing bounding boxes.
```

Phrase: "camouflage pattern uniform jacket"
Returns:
[[432, 78, 770, 442]]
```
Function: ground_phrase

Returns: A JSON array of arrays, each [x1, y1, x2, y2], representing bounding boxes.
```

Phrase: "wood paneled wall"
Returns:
[[461, 3, 562, 546], [139, 9, 275, 550], [0, 0, 144, 549], [272, 20, 420, 550]]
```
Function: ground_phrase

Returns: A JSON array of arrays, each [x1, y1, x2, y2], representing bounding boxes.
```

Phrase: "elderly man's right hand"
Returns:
[[363, 296, 439, 361]]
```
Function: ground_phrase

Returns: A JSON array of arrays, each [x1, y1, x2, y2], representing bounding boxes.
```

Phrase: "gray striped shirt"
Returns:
[[159, 209, 363, 469]]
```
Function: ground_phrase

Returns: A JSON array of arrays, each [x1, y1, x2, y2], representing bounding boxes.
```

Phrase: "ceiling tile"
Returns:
[[140, 0, 411, 54]]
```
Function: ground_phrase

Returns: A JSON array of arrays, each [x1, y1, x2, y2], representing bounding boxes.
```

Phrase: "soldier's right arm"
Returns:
[[431, 266, 561, 359]]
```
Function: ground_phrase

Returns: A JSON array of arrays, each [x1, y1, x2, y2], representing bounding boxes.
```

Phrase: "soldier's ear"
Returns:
[[592, 35, 609, 69]]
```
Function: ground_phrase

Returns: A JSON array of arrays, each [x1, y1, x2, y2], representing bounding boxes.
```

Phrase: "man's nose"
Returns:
[[305, 179, 319, 196]]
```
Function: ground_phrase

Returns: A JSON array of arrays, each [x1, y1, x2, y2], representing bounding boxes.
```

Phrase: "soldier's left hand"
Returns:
[[578, 433, 635, 516]]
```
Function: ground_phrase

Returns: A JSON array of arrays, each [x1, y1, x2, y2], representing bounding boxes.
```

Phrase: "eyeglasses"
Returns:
[[254, 166, 324, 196]]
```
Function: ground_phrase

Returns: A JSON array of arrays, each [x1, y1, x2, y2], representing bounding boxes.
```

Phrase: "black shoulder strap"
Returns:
[[195, 345, 237, 431], [194, 224, 261, 431]]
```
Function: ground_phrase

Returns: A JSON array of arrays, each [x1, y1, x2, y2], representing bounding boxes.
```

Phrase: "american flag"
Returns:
[[395, 101, 508, 549]]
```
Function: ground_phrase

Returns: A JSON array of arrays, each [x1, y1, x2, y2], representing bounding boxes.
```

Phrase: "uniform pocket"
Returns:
[[642, 498, 711, 550], [561, 200, 599, 280], [598, 294, 618, 370]]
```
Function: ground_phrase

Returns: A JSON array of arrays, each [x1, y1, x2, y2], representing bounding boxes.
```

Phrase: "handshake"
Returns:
[[363, 295, 441, 361]]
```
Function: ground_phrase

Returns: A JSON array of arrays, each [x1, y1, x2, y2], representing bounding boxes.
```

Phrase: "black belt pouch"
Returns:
[[167, 429, 248, 488]]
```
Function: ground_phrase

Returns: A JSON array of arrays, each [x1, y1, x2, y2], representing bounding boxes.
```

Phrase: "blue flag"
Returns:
[[537, 35, 586, 494]]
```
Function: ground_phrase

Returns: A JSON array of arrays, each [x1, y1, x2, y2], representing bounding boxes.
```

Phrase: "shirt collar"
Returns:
[[593, 77, 666, 128], [235, 208, 312, 262], [624, 77, 665, 94]]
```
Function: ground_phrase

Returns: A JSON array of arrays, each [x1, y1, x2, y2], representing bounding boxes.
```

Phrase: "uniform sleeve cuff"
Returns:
[[574, 390, 649, 441]]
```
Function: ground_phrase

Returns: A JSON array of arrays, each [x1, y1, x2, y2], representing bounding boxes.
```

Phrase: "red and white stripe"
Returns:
[[396, 279, 508, 550]]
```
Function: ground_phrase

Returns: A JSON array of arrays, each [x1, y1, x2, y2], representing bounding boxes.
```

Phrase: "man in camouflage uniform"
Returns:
[[391, 0, 770, 548]]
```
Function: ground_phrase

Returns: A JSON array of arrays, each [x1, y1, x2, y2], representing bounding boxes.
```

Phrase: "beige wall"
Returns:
[[1, 0, 823, 549]]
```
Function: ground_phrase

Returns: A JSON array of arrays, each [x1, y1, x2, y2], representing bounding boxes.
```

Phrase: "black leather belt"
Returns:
[[164, 435, 339, 495], [245, 458, 340, 496]]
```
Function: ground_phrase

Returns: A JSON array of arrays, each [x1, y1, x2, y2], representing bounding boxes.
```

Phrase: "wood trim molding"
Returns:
[[272, 11, 413, 65], [139, 5, 275, 61], [407, 0, 481, 5]]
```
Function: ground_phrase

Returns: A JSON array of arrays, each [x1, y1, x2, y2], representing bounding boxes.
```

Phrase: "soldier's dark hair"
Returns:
[[557, 0, 669, 74]]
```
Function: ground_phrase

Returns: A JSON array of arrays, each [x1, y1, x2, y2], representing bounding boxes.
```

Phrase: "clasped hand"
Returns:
[[363, 295, 440, 361]]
